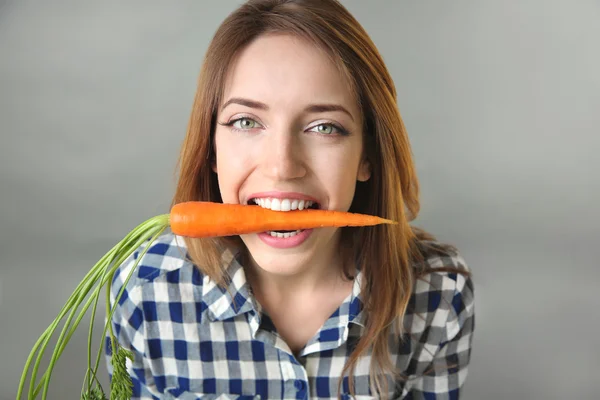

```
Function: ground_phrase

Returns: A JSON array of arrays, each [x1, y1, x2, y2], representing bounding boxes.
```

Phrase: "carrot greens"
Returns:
[[17, 214, 169, 400]]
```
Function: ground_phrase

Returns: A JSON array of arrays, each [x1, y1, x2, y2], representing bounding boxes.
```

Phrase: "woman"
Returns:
[[106, 0, 475, 399]]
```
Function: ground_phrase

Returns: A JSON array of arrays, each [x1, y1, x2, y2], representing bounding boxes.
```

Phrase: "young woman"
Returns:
[[106, 1, 475, 399]]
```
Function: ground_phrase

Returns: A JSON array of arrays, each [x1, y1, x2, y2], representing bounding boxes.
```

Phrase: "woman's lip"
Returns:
[[246, 191, 320, 203], [257, 229, 313, 248]]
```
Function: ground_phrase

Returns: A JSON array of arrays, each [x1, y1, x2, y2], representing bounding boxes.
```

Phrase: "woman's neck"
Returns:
[[245, 242, 348, 306], [243, 241, 355, 354]]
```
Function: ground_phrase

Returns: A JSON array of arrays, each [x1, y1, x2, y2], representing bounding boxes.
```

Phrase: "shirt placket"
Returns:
[[279, 352, 309, 400]]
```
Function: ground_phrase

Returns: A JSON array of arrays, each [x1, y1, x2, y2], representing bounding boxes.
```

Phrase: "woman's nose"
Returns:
[[259, 131, 307, 180]]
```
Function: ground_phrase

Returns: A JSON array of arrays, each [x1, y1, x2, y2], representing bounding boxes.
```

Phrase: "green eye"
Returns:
[[316, 124, 334, 134], [234, 118, 257, 129]]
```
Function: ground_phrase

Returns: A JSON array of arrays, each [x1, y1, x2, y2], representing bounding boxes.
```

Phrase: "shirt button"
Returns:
[[294, 379, 306, 392]]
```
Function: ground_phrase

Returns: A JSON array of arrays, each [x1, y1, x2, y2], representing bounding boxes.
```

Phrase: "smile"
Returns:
[[248, 197, 320, 211], [247, 196, 320, 248]]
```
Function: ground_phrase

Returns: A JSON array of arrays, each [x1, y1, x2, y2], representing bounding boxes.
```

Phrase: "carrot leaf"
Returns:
[[109, 342, 134, 400], [81, 386, 107, 400]]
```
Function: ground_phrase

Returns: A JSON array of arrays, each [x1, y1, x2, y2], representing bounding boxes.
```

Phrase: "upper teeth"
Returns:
[[252, 198, 314, 211]]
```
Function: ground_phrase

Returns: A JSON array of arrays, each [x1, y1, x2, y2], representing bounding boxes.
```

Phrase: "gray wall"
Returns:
[[1, 1, 598, 399]]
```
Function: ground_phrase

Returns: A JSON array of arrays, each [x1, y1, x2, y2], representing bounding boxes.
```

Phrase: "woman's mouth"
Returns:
[[247, 196, 320, 248], [247, 197, 320, 211]]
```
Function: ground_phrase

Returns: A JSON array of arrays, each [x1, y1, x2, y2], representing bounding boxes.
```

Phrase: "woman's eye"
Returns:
[[232, 117, 260, 130], [309, 123, 346, 136], [316, 124, 334, 134]]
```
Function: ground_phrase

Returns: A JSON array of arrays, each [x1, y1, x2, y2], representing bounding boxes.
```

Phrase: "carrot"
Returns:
[[169, 201, 396, 237], [18, 201, 394, 399]]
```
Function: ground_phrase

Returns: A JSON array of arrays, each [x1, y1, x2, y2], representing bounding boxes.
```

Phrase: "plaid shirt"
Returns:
[[105, 233, 474, 399]]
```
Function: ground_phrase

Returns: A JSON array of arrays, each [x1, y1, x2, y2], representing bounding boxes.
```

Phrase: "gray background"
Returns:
[[1, 0, 598, 399]]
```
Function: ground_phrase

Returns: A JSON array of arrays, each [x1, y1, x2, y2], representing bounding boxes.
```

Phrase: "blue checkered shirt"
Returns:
[[105, 233, 474, 399]]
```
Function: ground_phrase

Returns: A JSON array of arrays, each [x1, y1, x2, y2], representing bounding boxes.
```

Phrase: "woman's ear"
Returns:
[[357, 157, 371, 182]]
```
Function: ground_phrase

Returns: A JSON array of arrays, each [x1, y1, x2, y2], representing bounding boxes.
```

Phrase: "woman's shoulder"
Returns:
[[394, 236, 475, 384], [412, 237, 470, 276], [407, 236, 474, 333], [109, 232, 200, 304]]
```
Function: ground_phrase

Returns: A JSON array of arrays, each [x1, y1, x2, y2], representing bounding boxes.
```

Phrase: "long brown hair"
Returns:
[[172, 0, 463, 397]]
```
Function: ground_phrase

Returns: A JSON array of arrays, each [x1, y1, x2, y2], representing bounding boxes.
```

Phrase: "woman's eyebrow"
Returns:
[[305, 104, 354, 122], [221, 97, 268, 112], [221, 97, 354, 121]]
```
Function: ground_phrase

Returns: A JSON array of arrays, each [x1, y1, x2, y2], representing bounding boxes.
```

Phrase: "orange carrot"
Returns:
[[169, 201, 396, 238]]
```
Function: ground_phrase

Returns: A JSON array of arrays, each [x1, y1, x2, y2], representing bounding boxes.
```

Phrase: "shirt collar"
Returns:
[[202, 248, 259, 322], [201, 248, 366, 328], [347, 269, 366, 327], [298, 267, 365, 356]]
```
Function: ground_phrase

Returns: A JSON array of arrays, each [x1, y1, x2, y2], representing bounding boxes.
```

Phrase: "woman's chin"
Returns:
[[240, 228, 340, 278], [246, 252, 314, 277]]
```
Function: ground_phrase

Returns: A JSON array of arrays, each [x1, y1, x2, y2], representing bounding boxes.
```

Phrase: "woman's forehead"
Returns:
[[219, 34, 360, 117]]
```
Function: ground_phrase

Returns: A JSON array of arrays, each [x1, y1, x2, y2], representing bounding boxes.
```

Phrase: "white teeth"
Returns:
[[271, 198, 281, 211], [268, 230, 302, 238], [251, 197, 317, 212]]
